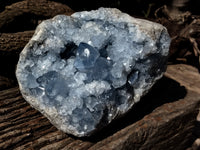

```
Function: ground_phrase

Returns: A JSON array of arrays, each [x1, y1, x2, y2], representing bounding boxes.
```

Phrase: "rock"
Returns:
[[16, 8, 171, 137]]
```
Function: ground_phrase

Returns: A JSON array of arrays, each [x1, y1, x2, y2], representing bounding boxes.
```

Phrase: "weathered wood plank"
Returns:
[[165, 64, 200, 94], [0, 76, 14, 90], [89, 90, 200, 150], [0, 88, 94, 150], [0, 0, 74, 32], [0, 64, 200, 150]]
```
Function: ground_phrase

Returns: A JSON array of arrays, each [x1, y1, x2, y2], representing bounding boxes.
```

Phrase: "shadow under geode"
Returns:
[[81, 76, 187, 142]]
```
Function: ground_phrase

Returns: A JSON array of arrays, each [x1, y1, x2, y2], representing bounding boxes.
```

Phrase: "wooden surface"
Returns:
[[0, 64, 200, 150], [0, 31, 34, 52], [0, 0, 74, 32]]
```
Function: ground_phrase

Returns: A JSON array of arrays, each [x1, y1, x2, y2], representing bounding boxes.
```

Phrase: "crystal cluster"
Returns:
[[16, 8, 171, 137]]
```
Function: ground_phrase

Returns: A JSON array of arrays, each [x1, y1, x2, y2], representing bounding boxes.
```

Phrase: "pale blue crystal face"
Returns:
[[16, 8, 171, 137], [73, 42, 113, 84], [88, 57, 111, 81], [74, 43, 100, 71], [128, 70, 139, 87]]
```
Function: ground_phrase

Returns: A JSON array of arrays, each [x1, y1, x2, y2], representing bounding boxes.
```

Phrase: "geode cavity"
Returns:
[[16, 8, 171, 137]]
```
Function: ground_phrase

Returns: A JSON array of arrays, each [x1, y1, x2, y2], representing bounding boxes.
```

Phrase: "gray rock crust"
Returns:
[[16, 8, 171, 137]]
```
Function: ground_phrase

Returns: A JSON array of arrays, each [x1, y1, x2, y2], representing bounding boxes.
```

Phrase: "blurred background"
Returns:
[[1, 0, 200, 17]]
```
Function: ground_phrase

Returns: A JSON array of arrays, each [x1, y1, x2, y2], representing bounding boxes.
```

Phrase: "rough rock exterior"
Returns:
[[16, 8, 171, 137]]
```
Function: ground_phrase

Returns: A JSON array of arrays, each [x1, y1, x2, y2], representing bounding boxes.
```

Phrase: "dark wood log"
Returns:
[[155, 5, 200, 70], [90, 91, 200, 150], [0, 76, 15, 90], [0, 31, 34, 52], [0, 31, 34, 78], [165, 64, 200, 94], [0, 64, 200, 150], [0, 0, 74, 32], [0, 31, 34, 77]]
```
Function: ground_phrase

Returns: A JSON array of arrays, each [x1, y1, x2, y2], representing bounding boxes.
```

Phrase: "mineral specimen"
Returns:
[[16, 8, 171, 137]]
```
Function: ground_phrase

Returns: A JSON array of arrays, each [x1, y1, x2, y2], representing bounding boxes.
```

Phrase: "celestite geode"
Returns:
[[16, 8, 171, 137]]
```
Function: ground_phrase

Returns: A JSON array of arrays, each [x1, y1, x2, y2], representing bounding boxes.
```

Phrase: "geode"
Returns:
[[16, 8, 171, 137]]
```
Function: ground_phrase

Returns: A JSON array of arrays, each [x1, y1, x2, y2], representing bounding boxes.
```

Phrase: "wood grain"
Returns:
[[0, 0, 74, 32], [0, 64, 200, 150]]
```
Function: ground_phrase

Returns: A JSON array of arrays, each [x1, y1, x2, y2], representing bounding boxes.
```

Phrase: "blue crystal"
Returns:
[[128, 70, 139, 86], [37, 71, 69, 99], [74, 42, 100, 71], [36, 71, 59, 87], [85, 57, 112, 82]]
